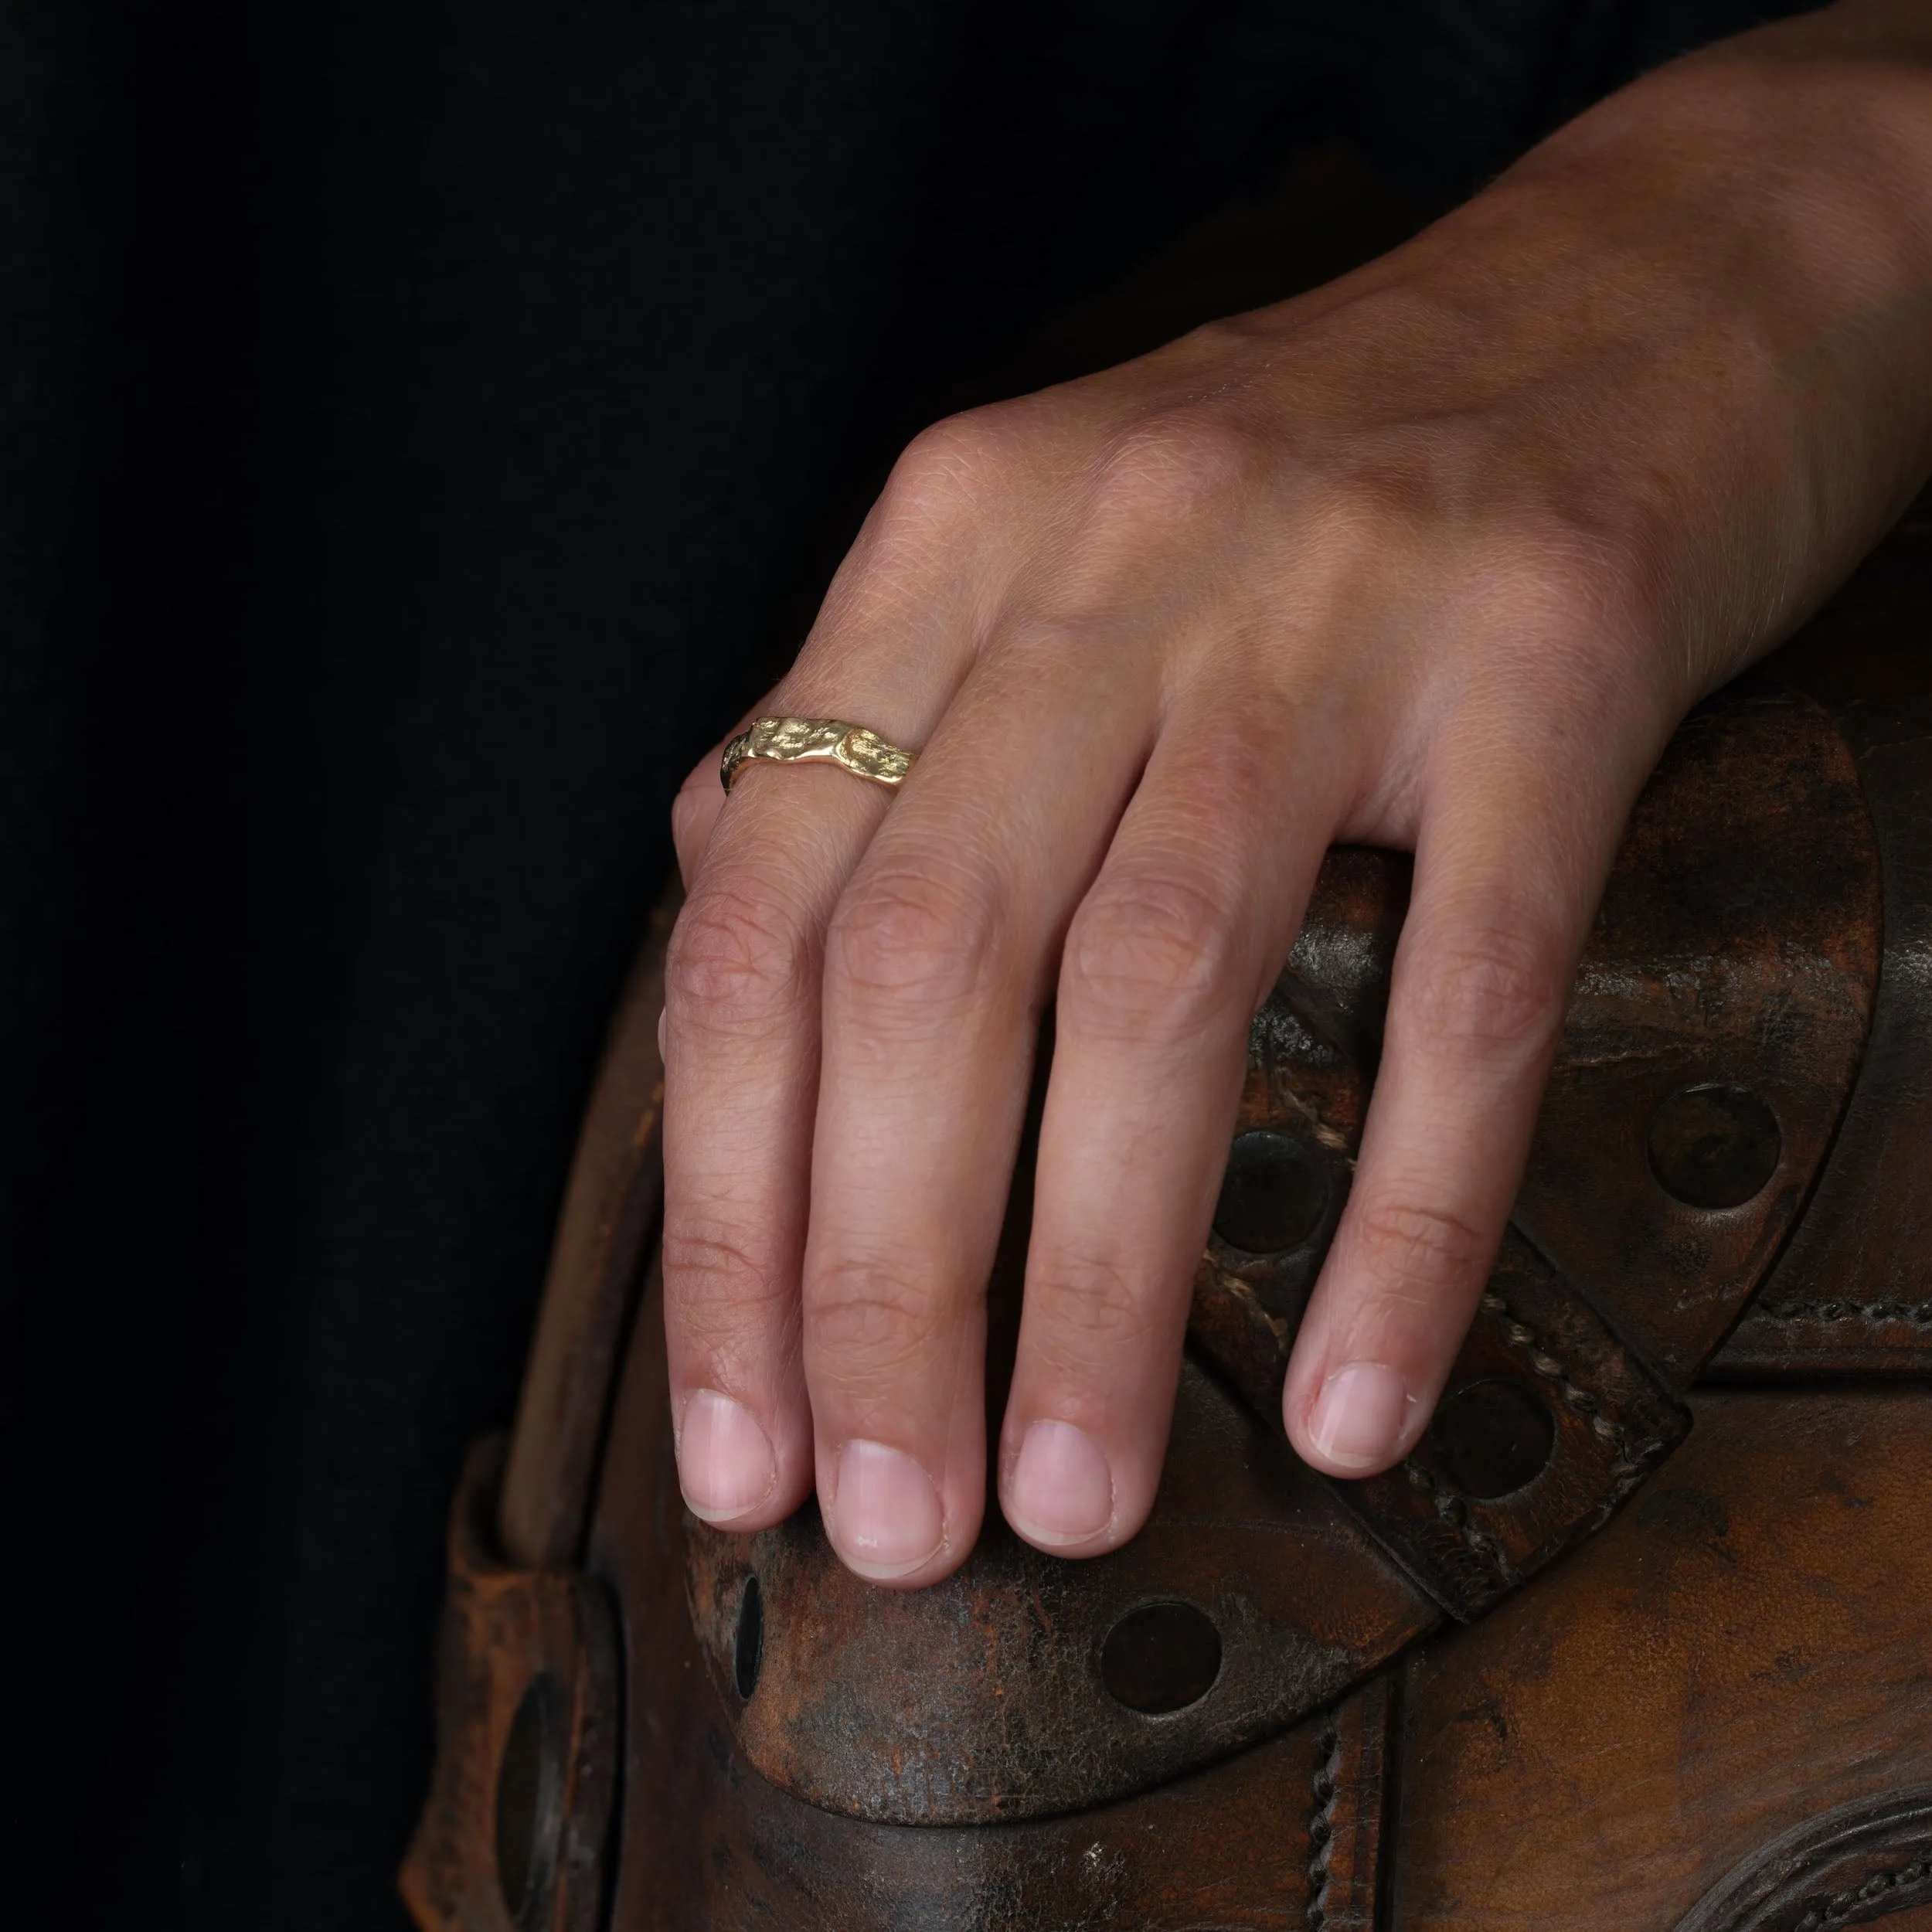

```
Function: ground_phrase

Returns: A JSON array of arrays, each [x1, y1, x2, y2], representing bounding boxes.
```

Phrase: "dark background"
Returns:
[[0, 1, 1799, 1923]]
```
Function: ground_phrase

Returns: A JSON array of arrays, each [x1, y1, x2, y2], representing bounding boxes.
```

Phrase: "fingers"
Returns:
[[660, 418, 1025, 1532], [996, 697, 1345, 1554], [801, 639, 1159, 1585], [663, 388, 1664, 1564], [662, 769, 886, 1529], [1281, 743, 1626, 1477]]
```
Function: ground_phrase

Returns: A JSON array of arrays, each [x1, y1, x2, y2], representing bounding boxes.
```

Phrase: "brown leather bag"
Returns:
[[400, 505, 1932, 1932]]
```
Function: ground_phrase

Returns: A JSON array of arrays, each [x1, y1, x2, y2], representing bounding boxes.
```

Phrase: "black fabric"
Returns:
[[1, 1, 1811, 1924]]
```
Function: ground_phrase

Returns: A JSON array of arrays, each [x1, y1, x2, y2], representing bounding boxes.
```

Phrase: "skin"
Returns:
[[658, 0, 1932, 1589]]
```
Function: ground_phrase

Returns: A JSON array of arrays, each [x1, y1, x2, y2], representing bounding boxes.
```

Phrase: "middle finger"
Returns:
[[802, 624, 1158, 1583]]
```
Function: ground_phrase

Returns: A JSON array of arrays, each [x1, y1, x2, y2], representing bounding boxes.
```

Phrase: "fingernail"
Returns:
[[830, 1439, 944, 1579], [656, 1008, 666, 1060], [678, 1389, 777, 1523], [1308, 1362, 1414, 1471], [1006, 1420, 1114, 1546]]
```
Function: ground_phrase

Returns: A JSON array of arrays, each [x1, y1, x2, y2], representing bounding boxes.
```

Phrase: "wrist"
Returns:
[[1461, 6, 1932, 595]]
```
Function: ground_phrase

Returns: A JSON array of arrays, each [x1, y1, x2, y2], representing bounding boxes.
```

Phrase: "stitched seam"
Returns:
[[1745, 1298, 1932, 1328], [1392, 1291, 1673, 1587], [1306, 1717, 1340, 1930], [1478, 1290, 1672, 1514], [1791, 1852, 1932, 1930], [1400, 1461, 1522, 1584]]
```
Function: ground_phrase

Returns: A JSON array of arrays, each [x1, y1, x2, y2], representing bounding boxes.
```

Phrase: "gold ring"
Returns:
[[719, 716, 917, 793]]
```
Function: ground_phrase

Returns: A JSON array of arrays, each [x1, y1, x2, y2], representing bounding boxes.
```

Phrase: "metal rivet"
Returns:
[[734, 1573, 764, 1701], [495, 1675, 560, 1926], [1100, 1600, 1223, 1714], [1427, 1378, 1556, 1500], [1646, 1083, 1781, 1209], [1213, 1128, 1328, 1255]]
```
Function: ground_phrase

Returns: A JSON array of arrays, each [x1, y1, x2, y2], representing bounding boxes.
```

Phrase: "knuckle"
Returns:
[[805, 1263, 940, 1378], [1470, 505, 1669, 654], [1063, 871, 1238, 1033], [665, 877, 812, 1031], [662, 1224, 794, 1345], [1027, 1254, 1158, 1355], [1083, 410, 1254, 533], [827, 861, 1001, 1012], [1264, 467, 1433, 624], [1296, 467, 1424, 574], [879, 409, 1014, 529], [835, 408, 1023, 611], [1405, 921, 1562, 1056], [1348, 1197, 1493, 1304]]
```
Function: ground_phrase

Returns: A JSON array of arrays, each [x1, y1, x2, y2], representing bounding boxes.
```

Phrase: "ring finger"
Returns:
[[661, 617, 981, 1526]]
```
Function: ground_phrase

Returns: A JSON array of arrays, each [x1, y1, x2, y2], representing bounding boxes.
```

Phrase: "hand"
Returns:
[[658, 0, 1932, 1587]]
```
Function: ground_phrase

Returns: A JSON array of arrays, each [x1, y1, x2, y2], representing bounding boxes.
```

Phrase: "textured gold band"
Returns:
[[719, 716, 917, 793]]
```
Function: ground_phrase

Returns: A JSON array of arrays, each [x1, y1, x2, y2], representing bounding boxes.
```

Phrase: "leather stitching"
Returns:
[[1748, 1300, 1932, 1328], [1478, 1289, 1673, 1518], [1400, 1461, 1522, 1584], [1790, 1853, 1932, 1930], [1394, 1291, 1675, 1587], [1306, 1716, 1341, 1931]]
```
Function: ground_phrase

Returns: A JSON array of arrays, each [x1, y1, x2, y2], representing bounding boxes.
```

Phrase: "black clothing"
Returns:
[[0, 2, 1809, 1923]]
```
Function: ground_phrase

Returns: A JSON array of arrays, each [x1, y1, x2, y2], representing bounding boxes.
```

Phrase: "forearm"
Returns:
[[1505, 0, 1932, 628]]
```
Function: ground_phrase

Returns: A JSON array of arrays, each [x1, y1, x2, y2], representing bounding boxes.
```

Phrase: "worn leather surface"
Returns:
[[1389, 1392, 1932, 1930], [588, 1264, 1344, 1931], [403, 1440, 620, 1932], [685, 1356, 1435, 1821], [582, 1272, 1932, 1930], [1713, 512, 1932, 1378]]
